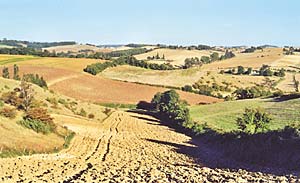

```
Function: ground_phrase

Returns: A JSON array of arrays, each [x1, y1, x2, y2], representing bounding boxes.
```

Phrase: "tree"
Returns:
[[274, 68, 285, 77], [245, 67, 253, 75], [259, 65, 273, 76], [293, 75, 299, 92], [151, 90, 190, 125], [155, 53, 160, 59], [210, 52, 219, 62], [201, 56, 210, 64], [182, 85, 193, 92], [237, 108, 271, 134], [237, 66, 245, 75], [19, 80, 34, 112], [2, 67, 9, 78], [13, 64, 20, 80]]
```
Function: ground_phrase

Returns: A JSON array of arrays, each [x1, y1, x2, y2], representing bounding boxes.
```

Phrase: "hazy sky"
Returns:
[[0, 0, 299, 46]]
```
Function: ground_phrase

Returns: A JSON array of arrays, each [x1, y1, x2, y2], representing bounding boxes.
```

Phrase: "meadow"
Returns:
[[190, 97, 300, 133]]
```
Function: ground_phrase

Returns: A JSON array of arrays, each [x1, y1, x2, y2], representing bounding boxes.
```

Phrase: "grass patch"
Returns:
[[18, 119, 54, 134], [63, 132, 75, 149], [0, 56, 40, 65], [0, 149, 36, 158], [190, 98, 300, 133]]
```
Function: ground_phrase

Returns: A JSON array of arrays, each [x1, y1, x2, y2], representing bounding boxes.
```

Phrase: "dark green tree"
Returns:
[[237, 108, 271, 134], [13, 64, 20, 80], [237, 66, 245, 75], [2, 67, 9, 78]]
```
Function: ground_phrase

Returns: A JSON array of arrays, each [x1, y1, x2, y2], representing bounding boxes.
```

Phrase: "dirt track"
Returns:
[[0, 112, 295, 182]]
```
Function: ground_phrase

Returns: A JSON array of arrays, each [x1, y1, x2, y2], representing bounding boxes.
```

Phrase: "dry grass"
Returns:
[[134, 48, 223, 66], [202, 48, 283, 70], [1, 56, 105, 72], [43, 44, 112, 53], [102, 65, 204, 87]]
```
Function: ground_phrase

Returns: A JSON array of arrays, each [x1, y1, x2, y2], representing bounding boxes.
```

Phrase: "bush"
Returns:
[[182, 85, 193, 92], [234, 86, 271, 99], [23, 73, 47, 88], [0, 107, 17, 119], [24, 108, 54, 124], [18, 119, 54, 134], [1, 91, 23, 109], [78, 108, 87, 117], [237, 108, 271, 134], [88, 113, 95, 119]]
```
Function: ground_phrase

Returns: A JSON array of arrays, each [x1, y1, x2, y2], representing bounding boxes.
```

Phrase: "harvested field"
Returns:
[[202, 48, 283, 70], [1, 65, 220, 105], [102, 65, 204, 87], [0, 56, 105, 72], [134, 48, 223, 66], [49, 70, 220, 105], [0, 111, 293, 182], [43, 44, 112, 53]]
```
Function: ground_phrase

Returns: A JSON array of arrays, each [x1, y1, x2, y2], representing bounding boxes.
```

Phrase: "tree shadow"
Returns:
[[128, 105, 300, 176], [271, 93, 300, 102]]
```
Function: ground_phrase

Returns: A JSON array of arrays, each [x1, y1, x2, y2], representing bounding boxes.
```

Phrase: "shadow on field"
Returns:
[[270, 93, 300, 102], [128, 103, 300, 176]]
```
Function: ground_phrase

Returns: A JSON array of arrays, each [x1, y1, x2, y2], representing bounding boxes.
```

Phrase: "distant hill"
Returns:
[[0, 39, 76, 49]]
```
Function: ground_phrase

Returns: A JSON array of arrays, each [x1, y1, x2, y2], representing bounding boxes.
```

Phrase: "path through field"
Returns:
[[0, 112, 293, 182]]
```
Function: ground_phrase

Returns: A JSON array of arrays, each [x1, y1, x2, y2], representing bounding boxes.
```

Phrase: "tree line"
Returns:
[[0, 38, 76, 49], [84, 56, 175, 75], [183, 51, 235, 69], [0, 47, 148, 60]]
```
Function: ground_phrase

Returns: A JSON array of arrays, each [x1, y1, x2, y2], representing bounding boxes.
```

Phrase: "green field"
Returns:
[[190, 98, 300, 133], [0, 55, 40, 65]]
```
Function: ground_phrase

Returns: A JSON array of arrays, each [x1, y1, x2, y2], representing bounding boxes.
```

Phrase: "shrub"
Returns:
[[23, 73, 47, 88], [103, 108, 112, 115], [234, 86, 271, 99], [1, 91, 23, 109], [24, 108, 54, 124], [18, 119, 53, 134], [237, 108, 271, 134], [78, 108, 87, 117], [0, 107, 17, 119], [182, 85, 193, 92], [237, 66, 245, 75], [88, 113, 95, 119]]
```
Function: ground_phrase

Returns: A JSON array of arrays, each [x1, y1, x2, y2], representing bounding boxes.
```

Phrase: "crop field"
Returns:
[[0, 54, 39, 65]]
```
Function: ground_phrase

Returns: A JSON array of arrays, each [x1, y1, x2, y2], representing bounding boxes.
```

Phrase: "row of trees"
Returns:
[[223, 65, 285, 77], [0, 47, 148, 60], [0, 38, 76, 49], [183, 51, 235, 69], [147, 53, 165, 60], [84, 56, 175, 75], [2, 65, 47, 88]]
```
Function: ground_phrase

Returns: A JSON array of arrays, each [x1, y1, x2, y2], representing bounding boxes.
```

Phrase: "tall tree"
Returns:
[[13, 64, 20, 80], [2, 67, 9, 78]]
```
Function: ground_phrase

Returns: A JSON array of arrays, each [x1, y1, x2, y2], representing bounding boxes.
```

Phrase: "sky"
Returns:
[[0, 0, 299, 46]]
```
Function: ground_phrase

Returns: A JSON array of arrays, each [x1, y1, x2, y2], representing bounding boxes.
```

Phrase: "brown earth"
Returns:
[[8, 65, 220, 105], [0, 111, 295, 182]]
